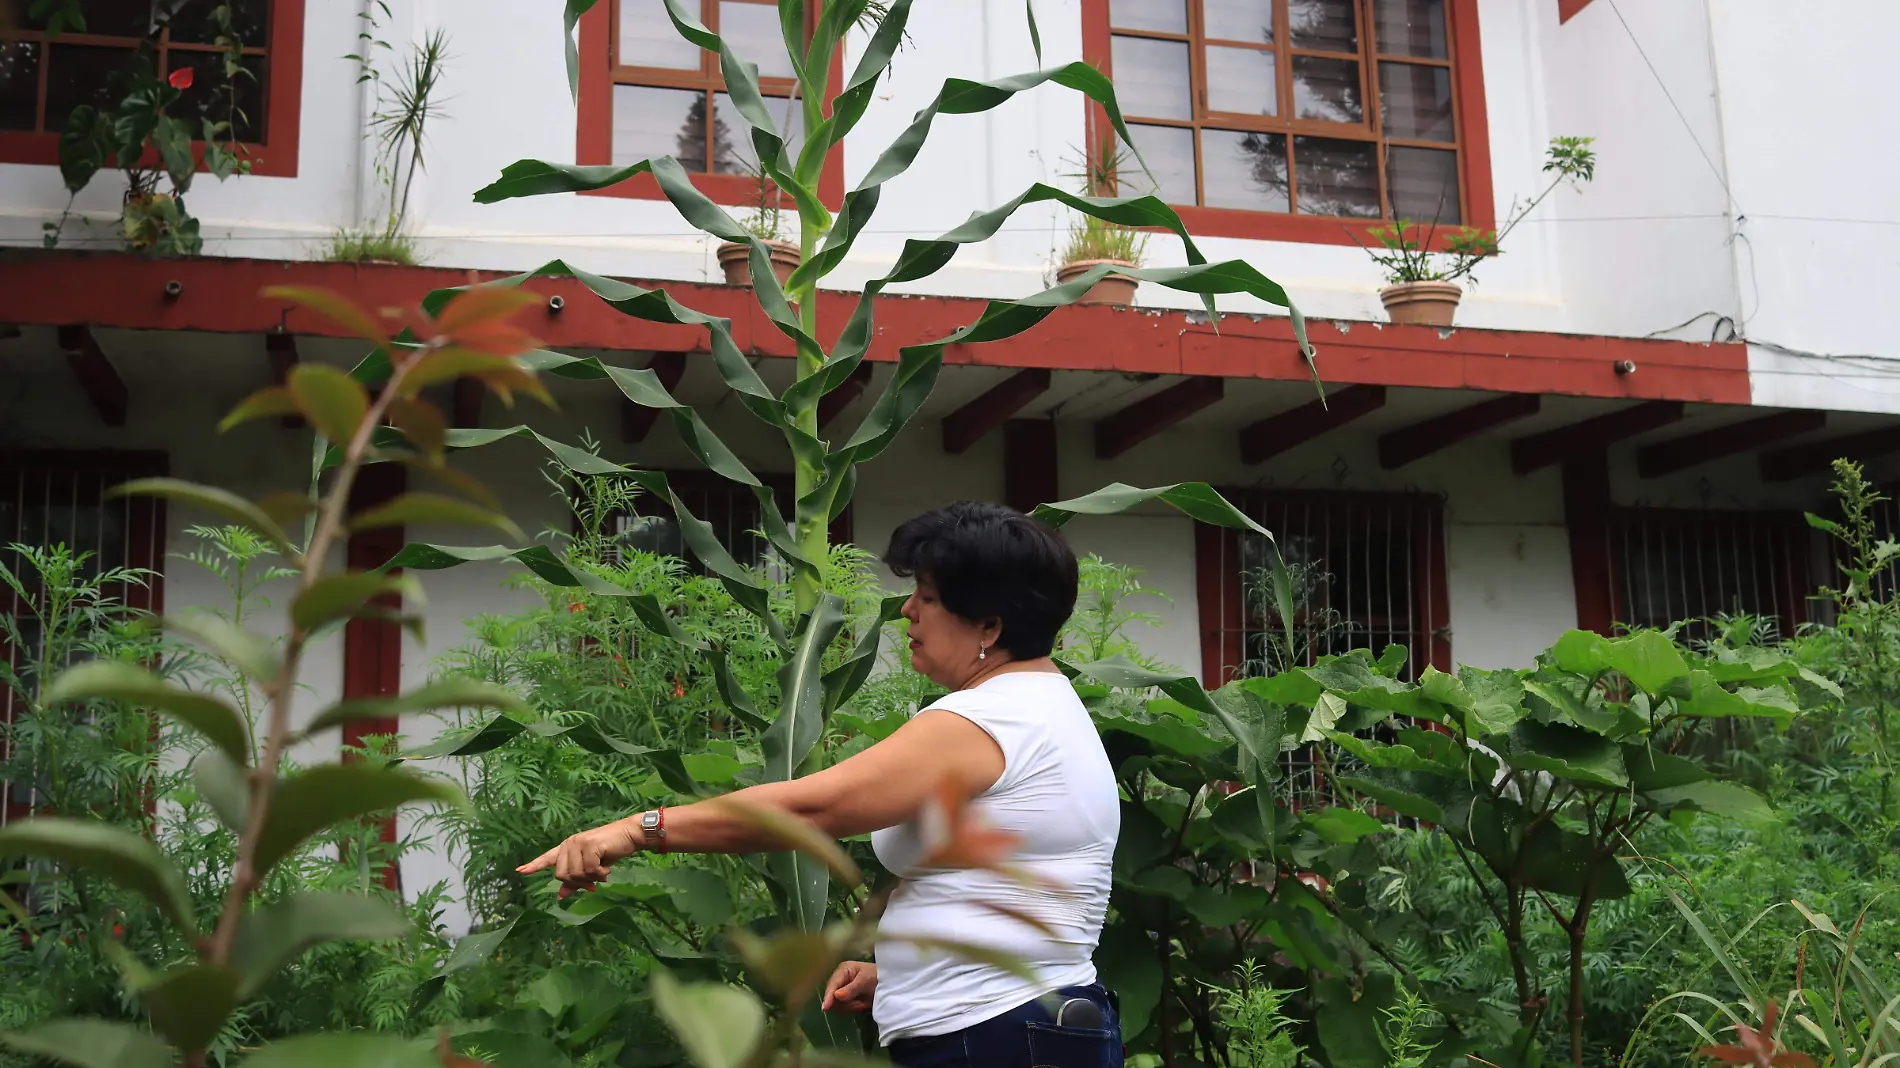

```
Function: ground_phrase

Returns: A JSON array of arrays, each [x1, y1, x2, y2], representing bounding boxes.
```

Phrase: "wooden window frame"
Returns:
[[0, 0, 305, 177], [575, 0, 845, 207], [1081, 0, 1494, 248], [1195, 487, 1450, 687]]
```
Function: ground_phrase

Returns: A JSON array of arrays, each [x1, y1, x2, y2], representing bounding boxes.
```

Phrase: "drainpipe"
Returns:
[[352, 0, 377, 230], [1700, 0, 1748, 335]]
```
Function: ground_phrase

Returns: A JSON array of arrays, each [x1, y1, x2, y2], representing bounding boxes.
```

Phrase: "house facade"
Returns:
[[2, 0, 1896, 906]]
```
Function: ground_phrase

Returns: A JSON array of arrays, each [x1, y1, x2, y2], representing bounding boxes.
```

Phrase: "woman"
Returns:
[[520, 501, 1122, 1067]]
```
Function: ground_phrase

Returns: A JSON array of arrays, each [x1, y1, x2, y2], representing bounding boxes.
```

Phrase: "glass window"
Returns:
[[1096, 0, 1469, 222]]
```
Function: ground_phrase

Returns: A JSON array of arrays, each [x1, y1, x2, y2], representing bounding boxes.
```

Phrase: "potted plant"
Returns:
[[1366, 135, 1596, 327], [1054, 138, 1148, 306], [45, 4, 253, 254], [717, 164, 800, 287]]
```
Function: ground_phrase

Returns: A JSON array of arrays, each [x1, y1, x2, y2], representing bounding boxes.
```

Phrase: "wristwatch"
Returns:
[[639, 807, 666, 853]]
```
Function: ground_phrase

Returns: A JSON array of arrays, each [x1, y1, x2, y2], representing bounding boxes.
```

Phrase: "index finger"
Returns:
[[516, 847, 559, 875]]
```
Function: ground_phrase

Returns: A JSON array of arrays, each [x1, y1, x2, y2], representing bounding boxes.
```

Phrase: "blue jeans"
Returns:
[[886, 984, 1123, 1068]]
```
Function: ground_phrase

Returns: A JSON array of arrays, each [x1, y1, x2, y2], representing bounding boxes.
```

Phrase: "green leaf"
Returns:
[[562, 0, 601, 101], [239, 1033, 437, 1068], [253, 764, 464, 880], [1622, 746, 1711, 793], [347, 492, 525, 542], [218, 385, 301, 432], [1551, 629, 1690, 694], [1303, 807, 1386, 844], [287, 363, 370, 444], [163, 610, 279, 683], [821, 594, 906, 715], [763, 597, 849, 786], [231, 892, 413, 998], [1646, 781, 1776, 825], [42, 660, 251, 764], [0, 1019, 173, 1068], [1186, 883, 1271, 927], [290, 571, 420, 632], [1034, 482, 1270, 536], [413, 913, 520, 1011], [1421, 665, 1526, 734], [140, 962, 241, 1050], [191, 748, 250, 832], [707, 644, 769, 731], [1096, 923, 1160, 1037], [651, 970, 766, 1068], [1501, 720, 1628, 788], [1335, 777, 1444, 824], [305, 678, 532, 735], [1676, 671, 1801, 725], [0, 819, 197, 937], [111, 478, 296, 558]]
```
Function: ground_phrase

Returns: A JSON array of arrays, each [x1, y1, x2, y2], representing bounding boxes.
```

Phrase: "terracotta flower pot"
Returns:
[[1055, 259, 1140, 306], [1379, 280, 1464, 327], [717, 239, 801, 287]]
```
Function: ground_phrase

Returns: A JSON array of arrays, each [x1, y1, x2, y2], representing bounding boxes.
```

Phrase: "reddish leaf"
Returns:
[[262, 286, 391, 349], [430, 287, 541, 356]]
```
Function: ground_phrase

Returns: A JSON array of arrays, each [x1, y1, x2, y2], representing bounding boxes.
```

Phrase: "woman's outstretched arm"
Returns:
[[518, 708, 1004, 895]]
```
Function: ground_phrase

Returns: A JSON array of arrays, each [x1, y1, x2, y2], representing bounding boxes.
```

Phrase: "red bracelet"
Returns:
[[639, 806, 667, 853]]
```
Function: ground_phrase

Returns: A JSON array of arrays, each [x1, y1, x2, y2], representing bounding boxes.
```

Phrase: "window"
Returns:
[[0, 0, 304, 175], [1, 452, 168, 825], [1082, 0, 1492, 244], [1604, 508, 1817, 643], [575, 0, 844, 206]]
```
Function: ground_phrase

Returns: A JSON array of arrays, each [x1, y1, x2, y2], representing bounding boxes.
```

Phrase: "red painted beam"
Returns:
[[1637, 410, 1827, 478], [942, 368, 1053, 455], [818, 362, 875, 430], [1239, 385, 1386, 465], [264, 331, 303, 428], [452, 378, 484, 429], [1761, 424, 1900, 483], [1095, 377, 1225, 460], [1562, 456, 1615, 633], [622, 351, 688, 444], [1004, 419, 1058, 515], [1558, 0, 1596, 23], [1510, 400, 1684, 475], [0, 252, 1753, 405], [1379, 393, 1541, 470], [55, 325, 128, 427]]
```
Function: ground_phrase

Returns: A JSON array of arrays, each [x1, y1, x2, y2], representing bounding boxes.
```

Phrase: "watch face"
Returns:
[[641, 811, 661, 829]]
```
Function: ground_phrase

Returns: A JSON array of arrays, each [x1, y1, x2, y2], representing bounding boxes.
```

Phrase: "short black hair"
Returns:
[[884, 501, 1079, 659]]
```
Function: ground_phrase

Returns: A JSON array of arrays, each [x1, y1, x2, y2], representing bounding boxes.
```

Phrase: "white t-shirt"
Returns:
[[868, 671, 1120, 1045]]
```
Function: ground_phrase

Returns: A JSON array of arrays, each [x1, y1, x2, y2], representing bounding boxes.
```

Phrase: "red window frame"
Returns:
[[574, 0, 845, 207], [0, 0, 304, 177], [1596, 507, 1816, 642], [1079, 0, 1494, 248], [1195, 488, 1451, 687], [0, 450, 169, 826]]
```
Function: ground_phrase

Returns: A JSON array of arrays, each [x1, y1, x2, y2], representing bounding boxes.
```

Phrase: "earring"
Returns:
[[978, 643, 988, 661]]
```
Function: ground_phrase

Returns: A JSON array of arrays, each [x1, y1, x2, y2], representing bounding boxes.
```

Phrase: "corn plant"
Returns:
[[0, 286, 550, 1068], [375, 0, 1317, 1055]]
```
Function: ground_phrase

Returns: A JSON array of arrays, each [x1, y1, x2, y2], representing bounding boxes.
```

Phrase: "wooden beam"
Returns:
[[1761, 424, 1900, 482], [264, 332, 303, 428], [1510, 400, 1684, 475], [452, 378, 483, 429], [1239, 385, 1385, 465], [1562, 455, 1615, 633], [1378, 393, 1540, 470], [55, 325, 127, 427], [1004, 419, 1058, 515], [818, 362, 874, 430], [942, 368, 1052, 454], [1094, 376, 1224, 460], [621, 351, 688, 444], [1637, 410, 1827, 478]]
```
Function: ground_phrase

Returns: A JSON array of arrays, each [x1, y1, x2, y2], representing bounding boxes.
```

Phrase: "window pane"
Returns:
[[713, 92, 804, 174], [1379, 61, 1452, 141], [1110, 0, 1187, 34], [1203, 0, 1273, 44], [0, 42, 38, 131], [1206, 46, 1276, 115], [1373, 0, 1447, 58], [1204, 129, 1288, 212], [719, 1, 795, 80], [1288, 0, 1358, 52], [167, 52, 267, 140], [169, 0, 269, 46], [45, 45, 136, 128], [619, 0, 701, 69], [1293, 56, 1361, 123], [42, 0, 154, 37], [1387, 145, 1460, 223], [1111, 35, 1191, 120], [1293, 136, 1378, 217], [1122, 123, 1196, 204], [613, 84, 708, 171]]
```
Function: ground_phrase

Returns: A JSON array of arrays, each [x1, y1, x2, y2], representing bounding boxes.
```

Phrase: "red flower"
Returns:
[[672, 675, 686, 698], [1699, 1002, 1816, 1068], [168, 67, 193, 90]]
